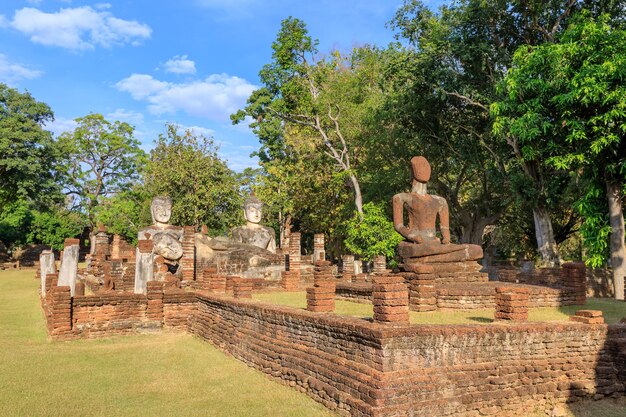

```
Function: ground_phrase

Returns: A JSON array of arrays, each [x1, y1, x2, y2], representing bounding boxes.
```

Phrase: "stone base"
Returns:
[[401, 259, 488, 283]]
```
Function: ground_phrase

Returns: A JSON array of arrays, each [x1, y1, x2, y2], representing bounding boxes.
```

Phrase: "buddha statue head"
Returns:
[[243, 194, 263, 227], [151, 196, 172, 227], [410, 156, 431, 195]]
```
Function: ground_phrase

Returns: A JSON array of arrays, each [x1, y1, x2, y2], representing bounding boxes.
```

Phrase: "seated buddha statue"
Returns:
[[392, 156, 482, 264], [231, 193, 276, 253]]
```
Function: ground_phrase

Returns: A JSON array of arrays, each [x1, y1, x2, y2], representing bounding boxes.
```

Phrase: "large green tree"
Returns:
[[144, 124, 242, 233], [383, 0, 616, 262], [493, 14, 626, 298], [0, 84, 60, 206], [57, 113, 146, 230]]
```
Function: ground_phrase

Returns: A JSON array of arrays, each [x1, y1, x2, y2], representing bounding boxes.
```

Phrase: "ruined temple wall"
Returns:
[[190, 294, 384, 417], [380, 324, 626, 416], [163, 291, 197, 330], [188, 294, 626, 417]]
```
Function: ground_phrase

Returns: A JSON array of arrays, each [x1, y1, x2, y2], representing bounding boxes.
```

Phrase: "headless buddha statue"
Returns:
[[392, 156, 482, 267]]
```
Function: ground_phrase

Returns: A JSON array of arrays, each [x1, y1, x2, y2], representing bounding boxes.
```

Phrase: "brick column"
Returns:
[[74, 282, 85, 296], [281, 270, 299, 291], [111, 234, 121, 259], [403, 265, 437, 312], [494, 287, 529, 321], [50, 286, 72, 336], [45, 273, 58, 296], [181, 226, 195, 282], [306, 260, 336, 312], [353, 273, 367, 283], [313, 233, 325, 262], [372, 275, 409, 324], [122, 262, 135, 292], [146, 281, 164, 323], [372, 255, 386, 275], [200, 265, 226, 293], [562, 262, 587, 305], [341, 255, 355, 281], [233, 277, 252, 299], [289, 232, 301, 280]]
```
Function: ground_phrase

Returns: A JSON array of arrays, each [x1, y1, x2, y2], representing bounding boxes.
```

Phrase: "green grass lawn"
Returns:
[[0, 269, 336, 417], [253, 291, 626, 324]]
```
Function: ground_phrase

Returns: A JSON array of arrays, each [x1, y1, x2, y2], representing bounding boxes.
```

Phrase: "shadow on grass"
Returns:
[[468, 316, 493, 323]]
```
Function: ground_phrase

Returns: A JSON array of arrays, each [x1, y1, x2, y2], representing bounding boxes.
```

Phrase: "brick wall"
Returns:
[[188, 294, 626, 417]]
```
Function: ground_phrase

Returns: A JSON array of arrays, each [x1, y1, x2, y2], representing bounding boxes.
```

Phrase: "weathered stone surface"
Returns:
[[230, 194, 276, 253], [39, 251, 56, 296], [58, 239, 79, 296]]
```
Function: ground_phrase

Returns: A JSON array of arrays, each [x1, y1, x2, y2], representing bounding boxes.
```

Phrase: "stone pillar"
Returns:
[[50, 286, 72, 336], [341, 255, 355, 281], [58, 238, 79, 296], [562, 262, 587, 305], [281, 270, 299, 291], [289, 232, 301, 280], [570, 309, 604, 324], [313, 233, 325, 262], [39, 251, 56, 296], [181, 226, 195, 282], [306, 260, 336, 312], [494, 287, 529, 321], [134, 240, 154, 294], [233, 277, 252, 299], [372, 255, 386, 275], [146, 281, 164, 324], [372, 275, 409, 324]]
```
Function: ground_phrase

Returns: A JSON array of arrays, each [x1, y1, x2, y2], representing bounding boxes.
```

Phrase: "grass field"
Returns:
[[253, 291, 626, 325], [0, 269, 335, 417], [1, 268, 625, 417]]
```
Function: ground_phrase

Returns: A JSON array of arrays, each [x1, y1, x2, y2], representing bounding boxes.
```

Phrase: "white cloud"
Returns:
[[178, 124, 216, 138], [0, 54, 42, 84], [6, 6, 151, 50], [45, 117, 78, 137], [115, 74, 167, 99], [163, 55, 196, 74], [106, 108, 144, 126], [116, 73, 257, 122]]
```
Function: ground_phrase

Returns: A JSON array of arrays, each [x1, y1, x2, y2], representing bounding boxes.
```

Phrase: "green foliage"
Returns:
[[93, 187, 147, 244], [0, 199, 34, 246], [493, 14, 626, 265], [57, 113, 147, 227], [343, 203, 403, 261], [0, 83, 61, 209], [27, 209, 84, 250], [144, 124, 242, 234]]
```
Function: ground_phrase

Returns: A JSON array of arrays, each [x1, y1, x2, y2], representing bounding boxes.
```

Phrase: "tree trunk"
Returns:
[[532, 205, 560, 266], [606, 181, 625, 300], [348, 173, 364, 217], [460, 211, 502, 245]]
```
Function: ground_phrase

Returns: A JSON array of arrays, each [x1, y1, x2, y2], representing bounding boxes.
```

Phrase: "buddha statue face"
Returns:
[[243, 194, 263, 225], [151, 196, 172, 225]]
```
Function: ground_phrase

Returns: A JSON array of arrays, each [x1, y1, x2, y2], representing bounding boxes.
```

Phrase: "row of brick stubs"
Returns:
[[146, 281, 164, 323], [372, 275, 409, 323], [181, 226, 195, 282], [232, 277, 252, 299], [562, 262, 587, 304], [403, 265, 437, 312], [341, 255, 354, 281], [199, 265, 226, 293], [281, 270, 299, 291], [570, 309, 605, 324], [494, 286, 529, 321], [306, 260, 336, 312]]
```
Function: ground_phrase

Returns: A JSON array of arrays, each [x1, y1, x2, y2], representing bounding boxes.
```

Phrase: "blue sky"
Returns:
[[1, 0, 443, 171]]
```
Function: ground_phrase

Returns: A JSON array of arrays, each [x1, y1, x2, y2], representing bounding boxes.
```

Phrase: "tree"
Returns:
[[0, 83, 60, 209], [93, 186, 148, 244], [144, 124, 242, 233], [385, 0, 607, 263], [57, 113, 146, 229], [232, 17, 368, 218], [27, 207, 84, 250], [492, 14, 626, 298], [344, 202, 404, 261]]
